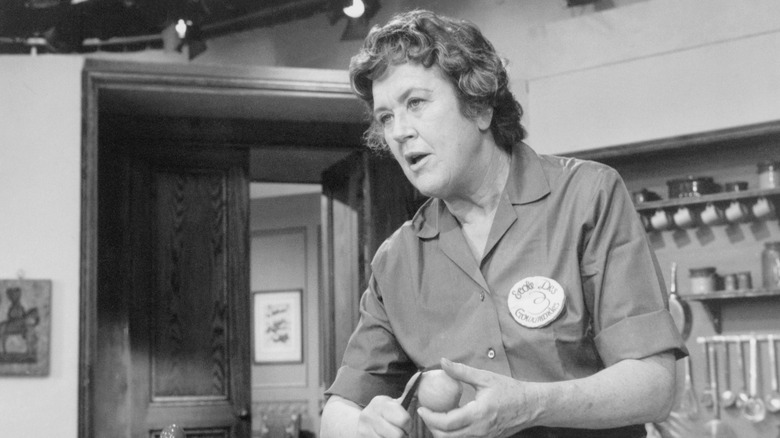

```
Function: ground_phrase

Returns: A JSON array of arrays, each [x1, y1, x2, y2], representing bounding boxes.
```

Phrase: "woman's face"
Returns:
[[371, 62, 494, 201]]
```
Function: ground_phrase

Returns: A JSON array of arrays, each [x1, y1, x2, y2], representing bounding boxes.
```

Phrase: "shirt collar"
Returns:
[[413, 142, 551, 238]]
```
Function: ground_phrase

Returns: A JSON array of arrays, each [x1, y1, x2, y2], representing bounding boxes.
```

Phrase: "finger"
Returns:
[[440, 358, 490, 389], [362, 398, 412, 438], [416, 401, 476, 433]]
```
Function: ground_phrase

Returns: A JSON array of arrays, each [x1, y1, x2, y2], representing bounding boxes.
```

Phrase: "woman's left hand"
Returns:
[[416, 358, 536, 438]]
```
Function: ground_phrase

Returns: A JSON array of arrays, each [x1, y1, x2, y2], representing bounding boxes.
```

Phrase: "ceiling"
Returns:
[[0, 0, 340, 53]]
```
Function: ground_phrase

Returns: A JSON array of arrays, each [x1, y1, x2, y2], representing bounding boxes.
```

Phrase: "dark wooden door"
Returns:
[[96, 142, 251, 438], [320, 150, 426, 387]]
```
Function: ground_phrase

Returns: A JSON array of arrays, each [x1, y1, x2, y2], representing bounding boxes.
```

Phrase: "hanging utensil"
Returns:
[[681, 355, 701, 420], [735, 337, 750, 410], [668, 262, 692, 340], [766, 335, 780, 413], [704, 342, 738, 438], [700, 339, 715, 411], [721, 340, 738, 409], [743, 335, 767, 423]]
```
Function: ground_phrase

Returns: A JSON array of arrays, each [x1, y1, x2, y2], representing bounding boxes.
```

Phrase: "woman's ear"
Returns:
[[477, 107, 493, 131]]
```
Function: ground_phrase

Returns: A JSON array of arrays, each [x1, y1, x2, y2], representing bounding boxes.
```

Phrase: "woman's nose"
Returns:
[[390, 112, 416, 143]]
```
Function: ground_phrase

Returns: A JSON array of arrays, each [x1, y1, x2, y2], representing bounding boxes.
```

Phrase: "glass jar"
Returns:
[[690, 267, 717, 294], [762, 242, 780, 289], [758, 161, 780, 189]]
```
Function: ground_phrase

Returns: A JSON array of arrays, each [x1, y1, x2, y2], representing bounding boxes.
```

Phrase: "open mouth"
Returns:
[[407, 153, 429, 166]]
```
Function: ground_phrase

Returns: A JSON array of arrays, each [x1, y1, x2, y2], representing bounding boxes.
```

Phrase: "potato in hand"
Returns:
[[417, 369, 462, 412]]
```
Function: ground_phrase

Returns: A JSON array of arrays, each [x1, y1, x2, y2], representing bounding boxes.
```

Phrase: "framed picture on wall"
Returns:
[[253, 289, 303, 364], [0, 279, 52, 376]]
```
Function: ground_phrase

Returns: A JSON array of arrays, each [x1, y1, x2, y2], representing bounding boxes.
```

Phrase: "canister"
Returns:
[[762, 242, 780, 289], [737, 272, 753, 290], [724, 274, 737, 291], [690, 267, 717, 294], [758, 161, 780, 189]]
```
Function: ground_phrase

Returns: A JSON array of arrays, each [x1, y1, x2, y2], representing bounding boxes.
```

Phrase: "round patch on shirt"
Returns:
[[507, 276, 566, 328]]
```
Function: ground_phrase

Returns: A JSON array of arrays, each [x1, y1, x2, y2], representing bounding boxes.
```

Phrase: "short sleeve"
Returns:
[[580, 168, 687, 366], [324, 274, 417, 407]]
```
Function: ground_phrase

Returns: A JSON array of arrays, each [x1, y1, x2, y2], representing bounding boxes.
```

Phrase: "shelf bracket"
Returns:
[[699, 301, 722, 334]]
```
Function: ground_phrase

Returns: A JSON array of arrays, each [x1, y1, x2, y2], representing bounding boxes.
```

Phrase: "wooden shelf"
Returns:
[[635, 187, 780, 214], [680, 288, 780, 333]]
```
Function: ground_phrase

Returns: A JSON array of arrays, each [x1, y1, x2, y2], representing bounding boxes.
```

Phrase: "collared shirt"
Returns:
[[326, 143, 686, 435]]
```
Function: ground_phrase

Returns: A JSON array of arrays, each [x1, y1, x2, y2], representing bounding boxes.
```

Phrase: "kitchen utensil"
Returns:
[[674, 206, 698, 228], [690, 267, 717, 294], [401, 370, 423, 410], [701, 203, 726, 226], [721, 341, 738, 409], [651, 209, 673, 231], [704, 342, 738, 438], [743, 335, 767, 423], [681, 355, 701, 420], [725, 201, 750, 223], [632, 188, 661, 204], [753, 197, 777, 220], [700, 339, 715, 411], [724, 181, 749, 192], [667, 176, 719, 199], [734, 337, 750, 410], [758, 160, 780, 189], [766, 335, 780, 413], [762, 242, 780, 289], [668, 263, 692, 340]]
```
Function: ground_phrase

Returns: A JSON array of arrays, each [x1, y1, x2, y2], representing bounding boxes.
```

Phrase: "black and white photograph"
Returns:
[[2, 1, 779, 437]]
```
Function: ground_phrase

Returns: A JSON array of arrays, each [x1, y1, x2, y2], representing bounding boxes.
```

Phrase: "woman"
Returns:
[[321, 10, 686, 438]]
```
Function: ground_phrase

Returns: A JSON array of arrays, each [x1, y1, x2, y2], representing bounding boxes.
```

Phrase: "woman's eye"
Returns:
[[408, 98, 424, 110], [377, 113, 393, 125]]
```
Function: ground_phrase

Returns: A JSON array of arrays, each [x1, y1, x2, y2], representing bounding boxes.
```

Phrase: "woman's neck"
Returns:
[[443, 146, 511, 226]]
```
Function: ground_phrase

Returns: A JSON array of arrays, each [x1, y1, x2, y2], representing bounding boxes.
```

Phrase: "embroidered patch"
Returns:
[[507, 276, 566, 328]]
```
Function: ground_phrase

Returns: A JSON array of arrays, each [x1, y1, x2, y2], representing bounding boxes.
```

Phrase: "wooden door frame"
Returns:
[[78, 59, 362, 438]]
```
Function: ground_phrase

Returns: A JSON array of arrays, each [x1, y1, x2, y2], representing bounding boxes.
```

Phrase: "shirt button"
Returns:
[[487, 348, 496, 359], [479, 292, 485, 301]]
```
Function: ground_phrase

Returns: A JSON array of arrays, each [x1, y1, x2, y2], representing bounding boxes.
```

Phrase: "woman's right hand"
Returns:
[[357, 394, 412, 438]]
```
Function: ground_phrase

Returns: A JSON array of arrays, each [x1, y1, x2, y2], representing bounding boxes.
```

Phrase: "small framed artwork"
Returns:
[[0, 279, 51, 376], [253, 289, 303, 364]]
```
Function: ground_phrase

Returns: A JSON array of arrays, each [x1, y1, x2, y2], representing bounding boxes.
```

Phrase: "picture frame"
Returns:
[[0, 279, 51, 376], [253, 289, 303, 364]]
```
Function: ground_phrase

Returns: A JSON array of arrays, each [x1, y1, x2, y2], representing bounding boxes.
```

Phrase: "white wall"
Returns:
[[522, 0, 780, 153], [0, 56, 84, 437]]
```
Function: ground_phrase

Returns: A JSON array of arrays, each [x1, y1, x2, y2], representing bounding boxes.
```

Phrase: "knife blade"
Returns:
[[400, 371, 423, 410]]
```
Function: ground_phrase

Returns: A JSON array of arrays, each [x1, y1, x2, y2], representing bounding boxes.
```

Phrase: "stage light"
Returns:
[[343, 0, 364, 18]]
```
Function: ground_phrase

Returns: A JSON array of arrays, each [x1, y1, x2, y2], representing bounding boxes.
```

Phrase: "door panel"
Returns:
[[96, 142, 251, 438], [320, 151, 425, 388]]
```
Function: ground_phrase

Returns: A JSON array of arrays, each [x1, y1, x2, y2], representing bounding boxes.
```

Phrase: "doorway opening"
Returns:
[[79, 60, 365, 438]]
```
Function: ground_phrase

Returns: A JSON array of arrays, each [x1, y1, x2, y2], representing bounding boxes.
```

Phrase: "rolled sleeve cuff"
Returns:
[[324, 366, 411, 408], [595, 310, 688, 367]]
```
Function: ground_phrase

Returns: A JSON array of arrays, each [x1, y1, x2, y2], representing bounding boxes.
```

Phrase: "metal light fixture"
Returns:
[[342, 0, 364, 18], [329, 0, 379, 41]]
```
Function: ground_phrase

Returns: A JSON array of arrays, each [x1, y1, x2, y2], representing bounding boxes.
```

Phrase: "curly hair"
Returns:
[[349, 9, 525, 152]]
